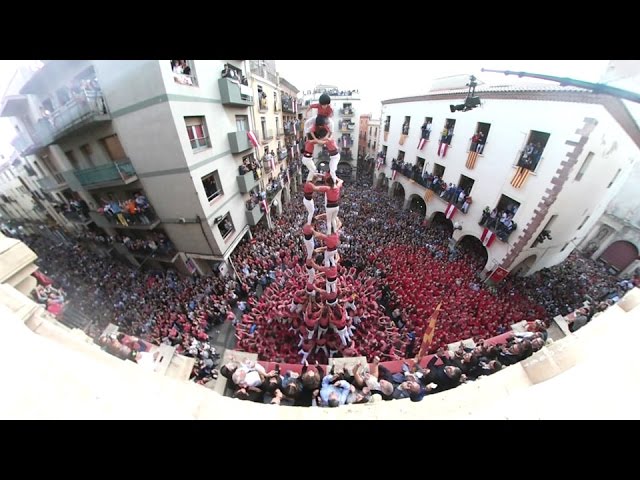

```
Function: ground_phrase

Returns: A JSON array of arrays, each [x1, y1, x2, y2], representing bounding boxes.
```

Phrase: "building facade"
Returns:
[[0, 60, 300, 275], [376, 82, 640, 277]]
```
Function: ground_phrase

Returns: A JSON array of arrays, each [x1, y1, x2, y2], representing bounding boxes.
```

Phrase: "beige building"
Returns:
[[0, 60, 300, 275]]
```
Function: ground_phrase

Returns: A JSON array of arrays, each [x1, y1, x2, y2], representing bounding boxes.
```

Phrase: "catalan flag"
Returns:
[[511, 166, 531, 188], [466, 150, 480, 169], [416, 303, 442, 360], [399, 134, 407, 146]]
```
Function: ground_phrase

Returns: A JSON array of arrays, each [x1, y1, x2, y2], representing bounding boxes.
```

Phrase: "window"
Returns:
[[574, 152, 594, 181], [397, 150, 405, 162], [235, 115, 249, 132], [607, 168, 621, 188], [458, 174, 475, 195], [470, 122, 491, 153], [433, 163, 445, 179], [80, 144, 98, 167], [65, 150, 79, 170], [382, 145, 387, 158], [201, 171, 222, 202], [217, 212, 235, 240], [496, 194, 521, 216], [100, 134, 127, 161], [517, 130, 551, 171], [402, 116, 410, 135], [531, 214, 557, 247], [258, 86, 268, 111], [416, 157, 425, 171], [440, 119, 456, 144], [373, 140, 376, 150], [185, 116, 211, 150], [171, 60, 197, 86], [577, 215, 590, 230], [261, 117, 267, 140], [384, 116, 390, 132]]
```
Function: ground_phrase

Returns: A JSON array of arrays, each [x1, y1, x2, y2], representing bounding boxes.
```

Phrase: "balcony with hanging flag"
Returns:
[[229, 130, 259, 154]]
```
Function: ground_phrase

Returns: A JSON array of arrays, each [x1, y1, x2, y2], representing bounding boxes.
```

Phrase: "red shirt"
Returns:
[[303, 182, 315, 194], [325, 233, 340, 249], [310, 103, 333, 117], [326, 186, 341, 203]]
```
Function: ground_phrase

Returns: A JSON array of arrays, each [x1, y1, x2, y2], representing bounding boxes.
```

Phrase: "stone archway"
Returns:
[[429, 211, 454, 237], [510, 254, 537, 277], [407, 194, 426, 216], [456, 235, 489, 269], [390, 181, 405, 204], [599, 240, 639, 272]]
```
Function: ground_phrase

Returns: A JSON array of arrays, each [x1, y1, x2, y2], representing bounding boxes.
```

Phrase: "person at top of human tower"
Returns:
[[305, 93, 333, 119]]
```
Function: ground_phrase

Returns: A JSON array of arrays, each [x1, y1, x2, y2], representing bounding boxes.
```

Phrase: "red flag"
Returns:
[[445, 203, 456, 220], [247, 131, 259, 148], [488, 267, 509, 283], [480, 227, 496, 247], [417, 303, 442, 359]]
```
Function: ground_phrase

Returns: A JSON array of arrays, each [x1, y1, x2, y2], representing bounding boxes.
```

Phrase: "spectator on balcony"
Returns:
[[476, 131, 486, 154], [402, 123, 409, 135], [462, 195, 472, 214], [420, 120, 432, 140], [470, 132, 479, 152]]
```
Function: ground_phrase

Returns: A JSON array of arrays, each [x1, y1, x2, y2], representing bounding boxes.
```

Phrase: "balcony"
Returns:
[[246, 204, 264, 226], [97, 206, 160, 231], [260, 129, 274, 144], [74, 159, 138, 190], [37, 173, 67, 192], [282, 99, 295, 113], [228, 130, 256, 154], [278, 149, 288, 161], [237, 170, 258, 193], [62, 210, 93, 225], [340, 108, 354, 117], [218, 78, 254, 107], [266, 185, 282, 203], [478, 213, 517, 242], [48, 91, 111, 142]]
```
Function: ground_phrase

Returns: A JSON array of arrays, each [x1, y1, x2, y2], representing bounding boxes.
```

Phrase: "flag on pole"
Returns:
[[511, 166, 531, 188], [480, 227, 496, 247], [444, 203, 457, 220], [418, 137, 427, 150], [466, 150, 479, 169], [437, 142, 450, 157], [247, 131, 259, 148], [416, 303, 442, 360]]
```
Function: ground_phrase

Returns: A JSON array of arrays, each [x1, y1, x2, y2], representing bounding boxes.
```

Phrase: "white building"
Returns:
[[0, 60, 300, 275], [300, 85, 361, 179], [377, 80, 640, 277]]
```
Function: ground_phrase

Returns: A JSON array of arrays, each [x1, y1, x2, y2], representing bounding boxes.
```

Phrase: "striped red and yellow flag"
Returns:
[[424, 189, 434, 203], [399, 134, 407, 146], [466, 150, 479, 169], [511, 166, 531, 188], [416, 303, 442, 360]]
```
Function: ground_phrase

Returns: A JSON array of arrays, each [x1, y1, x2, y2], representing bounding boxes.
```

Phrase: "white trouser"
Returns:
[[336, 326, 350, 346], [304, 238, 315, 260], [329, 153, 340, 183], [306, 267, 316, 283], [326, 279, 337, 294], [302, 157, 317, 182], [317, 326, 329, 339], [299, 349, 310, 364], [326, 206, 339, 234], [303, 197, 315, 224], [324, 249, 338, 267]]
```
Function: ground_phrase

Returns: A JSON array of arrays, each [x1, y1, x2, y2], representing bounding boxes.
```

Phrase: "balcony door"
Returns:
[[101, 134, 127, 161], [235, 115, 249, 132]]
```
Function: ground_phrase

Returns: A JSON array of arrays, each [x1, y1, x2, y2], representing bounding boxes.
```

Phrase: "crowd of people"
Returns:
[[14, 159, 637, 405], [97, 192, 154, 227]]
